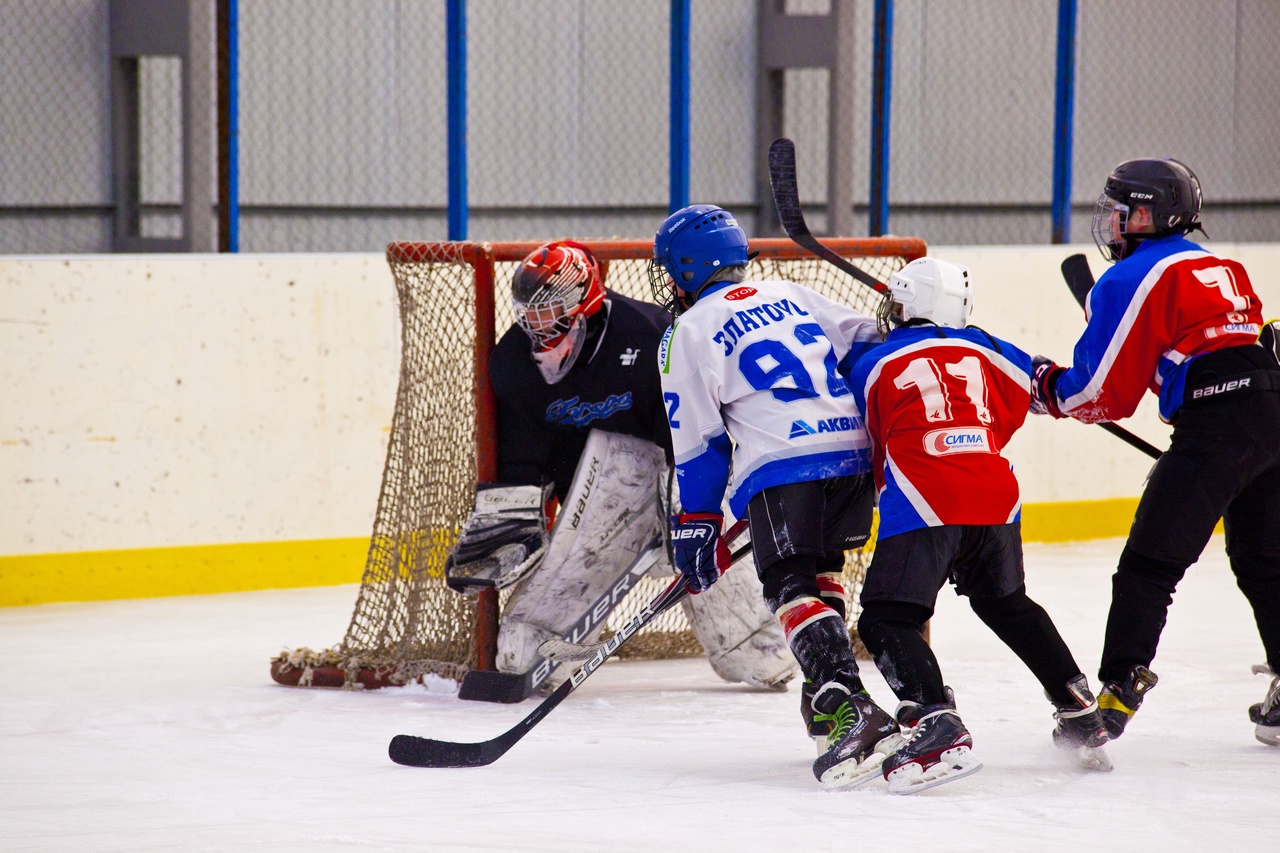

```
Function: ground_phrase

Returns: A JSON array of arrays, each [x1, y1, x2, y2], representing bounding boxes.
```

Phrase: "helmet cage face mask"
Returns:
[[1092, 195, 1132, 262], [513, 242, 605, 352], [646, 257, 682, 316]]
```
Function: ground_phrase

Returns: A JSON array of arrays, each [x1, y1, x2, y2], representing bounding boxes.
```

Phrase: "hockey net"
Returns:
[[271, 236, 927, 689]]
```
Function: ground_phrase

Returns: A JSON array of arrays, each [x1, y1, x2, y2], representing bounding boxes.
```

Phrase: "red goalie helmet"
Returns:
[[512, 240, 607, 384]]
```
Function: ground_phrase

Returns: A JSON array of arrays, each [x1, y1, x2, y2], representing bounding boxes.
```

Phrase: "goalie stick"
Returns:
[[1059, 255, 1162, 461], [388, 522, 751, 769], [769, 136, 1162, 463]]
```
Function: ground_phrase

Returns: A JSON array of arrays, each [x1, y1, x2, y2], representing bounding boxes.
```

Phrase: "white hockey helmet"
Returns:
[[882, 257, 973, 330]]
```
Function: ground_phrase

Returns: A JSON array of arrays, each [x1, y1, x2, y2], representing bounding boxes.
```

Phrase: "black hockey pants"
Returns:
[[1099, 365, 1280, 684]]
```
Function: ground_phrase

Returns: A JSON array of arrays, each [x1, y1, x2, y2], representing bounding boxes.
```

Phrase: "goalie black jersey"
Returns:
[[490, 290, 673, 502]]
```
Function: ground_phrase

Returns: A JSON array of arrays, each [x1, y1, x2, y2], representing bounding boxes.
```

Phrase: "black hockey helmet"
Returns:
[[1092, 158, 1203, 262]]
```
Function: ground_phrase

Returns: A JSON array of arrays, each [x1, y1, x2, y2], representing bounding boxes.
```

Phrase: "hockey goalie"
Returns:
[[444, 240, 796, 701]]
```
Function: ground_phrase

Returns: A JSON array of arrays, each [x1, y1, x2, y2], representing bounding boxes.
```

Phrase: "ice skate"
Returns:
[[1249, 664, 1280, 746], [801, 680, 830, 755], [1050, 674, 1113, 772], [810, 680, 902, 789], [1097, 664, 1158, 739], [883, 697, 983, 795]]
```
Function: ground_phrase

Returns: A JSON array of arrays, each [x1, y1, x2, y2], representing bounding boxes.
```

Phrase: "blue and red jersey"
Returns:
[[1055, 235, 1265, 424], [847, 325, 1032, 540]]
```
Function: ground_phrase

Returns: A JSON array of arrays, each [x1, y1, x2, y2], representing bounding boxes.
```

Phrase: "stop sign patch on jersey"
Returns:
[[923, 427, 994, 456], [724, 286, 757, 300]]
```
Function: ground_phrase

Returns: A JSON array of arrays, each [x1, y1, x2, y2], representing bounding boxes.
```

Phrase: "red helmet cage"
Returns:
[[512, 240, 606, 350]]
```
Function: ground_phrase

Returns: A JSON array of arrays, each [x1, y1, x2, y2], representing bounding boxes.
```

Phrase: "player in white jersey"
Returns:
[[650, 204, 901, 789]]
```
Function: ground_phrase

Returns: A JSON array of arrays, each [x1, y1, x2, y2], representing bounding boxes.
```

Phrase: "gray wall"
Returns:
[[2, 0, 1277, 253]]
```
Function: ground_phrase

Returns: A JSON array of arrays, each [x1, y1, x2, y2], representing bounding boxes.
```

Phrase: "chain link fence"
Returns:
[[3, 0, 1278, 254]]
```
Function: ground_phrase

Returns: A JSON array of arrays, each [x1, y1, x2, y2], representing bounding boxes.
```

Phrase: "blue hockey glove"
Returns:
[[670, 512, 732, 593], [1029, 356, 1065, 419]]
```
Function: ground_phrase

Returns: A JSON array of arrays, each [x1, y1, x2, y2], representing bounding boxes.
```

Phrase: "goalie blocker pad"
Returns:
[[445, 483, 551, 593], [496, 430, 667, 680]]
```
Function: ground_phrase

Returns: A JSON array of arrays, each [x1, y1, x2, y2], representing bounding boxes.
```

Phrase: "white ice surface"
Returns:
[[2, 536, 1273, 852]]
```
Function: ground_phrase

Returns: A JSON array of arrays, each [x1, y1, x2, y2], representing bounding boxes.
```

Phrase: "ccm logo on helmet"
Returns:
[[724, 287, 758, 301], [924, 428, 993, 457]]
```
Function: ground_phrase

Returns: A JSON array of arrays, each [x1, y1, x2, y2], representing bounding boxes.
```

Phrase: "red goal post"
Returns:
[[270, 236, 927, 690]]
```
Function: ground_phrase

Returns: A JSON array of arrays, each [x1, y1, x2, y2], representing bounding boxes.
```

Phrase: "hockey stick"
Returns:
[[1059, 254, 1162, 460], [768, 138, 889, 295], [457, 532, 669, 704], [458, 483, 665, 703], [388, 522, 751, 769], [538, 524, 754, 664], [771, 137, 1161, 462]]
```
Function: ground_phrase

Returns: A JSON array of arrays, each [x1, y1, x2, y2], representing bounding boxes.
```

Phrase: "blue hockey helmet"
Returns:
[[648, 204, 750, 313]]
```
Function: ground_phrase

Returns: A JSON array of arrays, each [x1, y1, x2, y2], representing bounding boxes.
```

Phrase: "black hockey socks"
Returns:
[[763, 554, 859, 686], [967, 586, 1082, 706], [1099, 548, 1187, 683], [858, 601, 949, 706]]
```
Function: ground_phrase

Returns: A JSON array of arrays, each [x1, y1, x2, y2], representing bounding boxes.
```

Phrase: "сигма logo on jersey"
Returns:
[[923, 427, 993, 456]]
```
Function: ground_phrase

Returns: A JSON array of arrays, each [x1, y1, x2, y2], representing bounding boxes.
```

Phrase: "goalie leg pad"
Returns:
[[683, 548, 799, 690], [497, 430, 667, 676]]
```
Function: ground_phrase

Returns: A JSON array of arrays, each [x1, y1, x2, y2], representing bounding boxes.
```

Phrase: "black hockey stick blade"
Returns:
[[389, 677, 575, 768], [1060, 253, 1095, 308], [1058, 255, 1162, 460], [767, 138, 888, 295], [389, 578, 689, 767], [457, 668, 534, 704]]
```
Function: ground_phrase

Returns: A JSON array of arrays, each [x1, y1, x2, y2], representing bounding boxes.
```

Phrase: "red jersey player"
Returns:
[[845, 257, 1111, 794], [1030, 158, 1280, 745]]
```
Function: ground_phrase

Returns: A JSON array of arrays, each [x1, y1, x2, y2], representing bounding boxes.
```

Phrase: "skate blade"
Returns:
[[1074, 745, 1114, 772], [1255, 724, 1280, 747], [818, 751, 887, 790], [874, 732, 906, 757], [887, 746, 983, 795]]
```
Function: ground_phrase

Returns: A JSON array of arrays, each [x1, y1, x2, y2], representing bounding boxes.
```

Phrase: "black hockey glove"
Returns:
[[1029, 356, 1065, 419], [670, 512, 731, 593]]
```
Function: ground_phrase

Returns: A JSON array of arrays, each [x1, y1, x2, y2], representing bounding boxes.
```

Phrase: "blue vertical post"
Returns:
[[447, 0, 468, 240], [1051, 0, 1077, 244], [227, 0, 239, 252], [869, 0, 893, 237], [669, 0, 690, 213]]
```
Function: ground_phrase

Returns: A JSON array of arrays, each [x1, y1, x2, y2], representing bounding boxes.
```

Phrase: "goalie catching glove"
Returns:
[[671, 512, 733, 593], [445, 483, 551, 593]]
